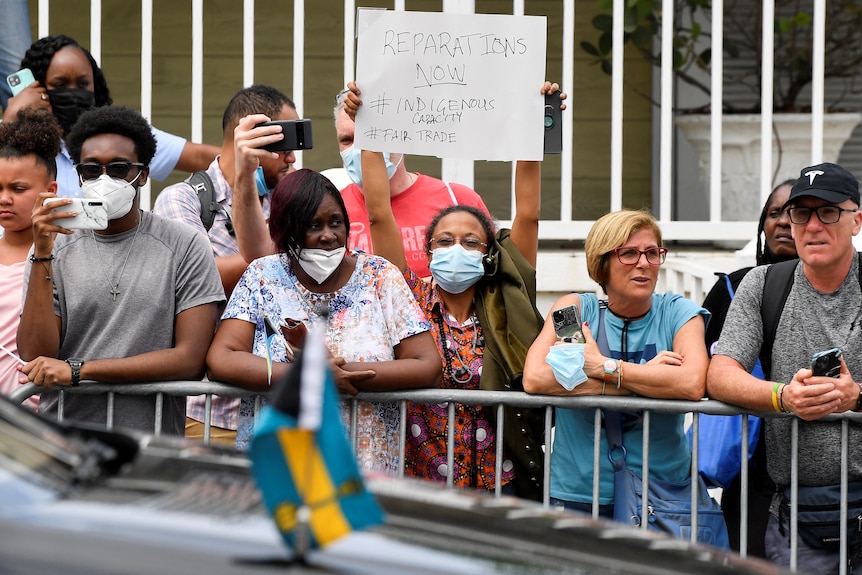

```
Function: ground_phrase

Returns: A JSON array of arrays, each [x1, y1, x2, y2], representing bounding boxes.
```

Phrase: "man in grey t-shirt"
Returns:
[[708, 162, 862, 572], [17, 105, 224, 435]]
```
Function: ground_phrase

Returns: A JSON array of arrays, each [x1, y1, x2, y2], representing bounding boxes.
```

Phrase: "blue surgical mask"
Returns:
[[545, 343, 588, 391], [255, 166, 273, 197], [339, 145, 401, 187], [429, 244, 485, 294]]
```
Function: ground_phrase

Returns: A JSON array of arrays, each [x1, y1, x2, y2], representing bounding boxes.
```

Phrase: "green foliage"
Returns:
[[581, 0, 862, 112]]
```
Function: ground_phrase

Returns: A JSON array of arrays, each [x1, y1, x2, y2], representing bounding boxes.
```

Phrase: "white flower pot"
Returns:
[[675, 113, 862, 221]]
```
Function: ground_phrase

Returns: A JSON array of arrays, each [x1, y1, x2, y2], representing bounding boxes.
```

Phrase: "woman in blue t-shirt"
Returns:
[[524, 209, 710, 516]]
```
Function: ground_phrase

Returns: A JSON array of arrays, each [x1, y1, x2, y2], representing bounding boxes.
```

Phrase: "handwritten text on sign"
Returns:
[[354, 10, 546, 161]]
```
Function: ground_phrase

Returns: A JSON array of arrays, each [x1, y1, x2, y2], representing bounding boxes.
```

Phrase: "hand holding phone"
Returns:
[[552, 304, 585, 343], [280, 318, 308, 349], [543, 93, 563, 154], [6, 69, 35, 97], [811, 348, 842, 378], [254, 119, 314, 152], [43, 197, 108, 230]]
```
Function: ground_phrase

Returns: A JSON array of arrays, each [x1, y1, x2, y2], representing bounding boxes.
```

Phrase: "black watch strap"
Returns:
[[855, 384, 862, 412], [66, 358, 84, 387]]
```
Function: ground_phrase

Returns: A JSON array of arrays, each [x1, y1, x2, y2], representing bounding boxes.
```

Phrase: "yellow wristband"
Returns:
[[771, 381, 783, 412]]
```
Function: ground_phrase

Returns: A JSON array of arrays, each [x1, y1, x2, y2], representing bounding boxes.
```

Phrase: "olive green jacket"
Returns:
[[475, 229, 546, 500]]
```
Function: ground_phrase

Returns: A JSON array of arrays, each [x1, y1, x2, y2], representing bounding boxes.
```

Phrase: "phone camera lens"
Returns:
[[9, 75, 19, 86]]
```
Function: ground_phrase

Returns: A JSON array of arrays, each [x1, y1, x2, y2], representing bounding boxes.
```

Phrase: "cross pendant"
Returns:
[[111, 286, 120, 301]]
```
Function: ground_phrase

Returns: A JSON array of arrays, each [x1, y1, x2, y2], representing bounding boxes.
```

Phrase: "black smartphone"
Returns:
[[552, 304, 584, 343], [256, 119, 314, 152], [811, 348, 842, 378], [543, 93, 563, 154]]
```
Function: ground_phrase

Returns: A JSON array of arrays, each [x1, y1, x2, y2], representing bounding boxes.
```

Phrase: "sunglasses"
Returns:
[[75, 161, 145, 182]]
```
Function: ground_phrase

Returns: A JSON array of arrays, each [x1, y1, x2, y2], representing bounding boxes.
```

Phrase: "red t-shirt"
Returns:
[[340, 173, 489, 278]]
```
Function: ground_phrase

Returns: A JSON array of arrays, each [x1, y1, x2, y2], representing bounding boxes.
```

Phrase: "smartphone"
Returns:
[[6, 68, 36, 97], [280, 318, 308, 350], [811, 348, 842, 378], [543, 92, 563, 154], [255, 119, 314, 152], [43, 197, 108, 230], [552, 304, 584, 343]]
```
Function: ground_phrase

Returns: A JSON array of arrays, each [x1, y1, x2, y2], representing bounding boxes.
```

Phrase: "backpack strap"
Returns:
[[185, 170, 234, 235], [758, 253, 862, 380], [758, 259, 798, 381], [444, 181, 458, 205]]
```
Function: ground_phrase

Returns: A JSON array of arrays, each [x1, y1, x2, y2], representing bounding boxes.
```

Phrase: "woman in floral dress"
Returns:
[[206, 168, 441, 473]]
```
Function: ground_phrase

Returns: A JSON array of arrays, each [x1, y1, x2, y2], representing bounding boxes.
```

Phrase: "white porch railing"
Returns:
[[28, 0, 854, 299], [32, 0, 843, 239]]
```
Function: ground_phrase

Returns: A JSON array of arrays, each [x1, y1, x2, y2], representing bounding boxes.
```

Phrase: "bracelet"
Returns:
[[29, 254, 54, 281], [771, 381, 783, 412], [601, 380, 607, 396], [617, 361, 623, 390], [778, 383, 789, 413]]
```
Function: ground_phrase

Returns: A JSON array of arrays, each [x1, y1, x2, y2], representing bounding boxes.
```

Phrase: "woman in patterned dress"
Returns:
[[206, 169, 441, 473], [345, 82, 564, 500]]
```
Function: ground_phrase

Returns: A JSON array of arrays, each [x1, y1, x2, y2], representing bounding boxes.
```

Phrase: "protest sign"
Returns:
[[354, 9, 547, 161]]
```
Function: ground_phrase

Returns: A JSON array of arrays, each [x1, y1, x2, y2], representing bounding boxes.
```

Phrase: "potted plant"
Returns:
[[581, 0, 862, 219]]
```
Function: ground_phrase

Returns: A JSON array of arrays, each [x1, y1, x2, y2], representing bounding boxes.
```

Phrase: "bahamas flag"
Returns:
[[250, 317, 383, 554]]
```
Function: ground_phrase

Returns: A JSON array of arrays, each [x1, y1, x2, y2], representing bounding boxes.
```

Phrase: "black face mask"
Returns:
[[48, 88, 96, 133]]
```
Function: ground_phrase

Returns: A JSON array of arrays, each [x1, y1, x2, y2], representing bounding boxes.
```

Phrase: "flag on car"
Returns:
[[250, 315, 383, 554]]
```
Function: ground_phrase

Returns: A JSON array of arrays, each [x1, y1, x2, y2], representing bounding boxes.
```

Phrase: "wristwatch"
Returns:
[[66, 358, 84, 387], [856, 384, 862, 412], [603, 358, 619, 384]]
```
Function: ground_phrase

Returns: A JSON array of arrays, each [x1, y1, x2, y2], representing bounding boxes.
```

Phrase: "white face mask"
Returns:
[[80, 174, 139, 220], [296, 247, 346, 284]]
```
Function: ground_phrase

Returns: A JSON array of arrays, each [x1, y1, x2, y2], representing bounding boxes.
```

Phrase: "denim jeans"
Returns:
[[0, 0, 32, 110], [550, 497, 615, 519]]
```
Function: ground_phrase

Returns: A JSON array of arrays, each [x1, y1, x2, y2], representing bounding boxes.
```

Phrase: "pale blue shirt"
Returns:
[[549, 292, 710, 505]]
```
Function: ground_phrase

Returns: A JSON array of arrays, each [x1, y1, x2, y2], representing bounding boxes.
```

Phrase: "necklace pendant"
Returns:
[[111, 286, 120, 301]]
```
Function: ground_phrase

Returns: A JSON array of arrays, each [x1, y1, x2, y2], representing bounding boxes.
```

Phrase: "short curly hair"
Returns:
[[269, 169, 348, 255], [21, 35, 112, 107], [0, 108, 62, 178], [585, 209, 663, 290], [65, 106, 157, 165]]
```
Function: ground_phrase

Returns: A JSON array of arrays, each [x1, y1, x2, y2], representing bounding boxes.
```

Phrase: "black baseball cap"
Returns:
[[784, 162, 861, 208]]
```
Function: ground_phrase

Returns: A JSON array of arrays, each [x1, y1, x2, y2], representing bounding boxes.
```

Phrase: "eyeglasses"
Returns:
[[428, 236, 488, 251], [613, 247, 668, 265], [787, 205, 858, 225], [75, 161, 145, 182]]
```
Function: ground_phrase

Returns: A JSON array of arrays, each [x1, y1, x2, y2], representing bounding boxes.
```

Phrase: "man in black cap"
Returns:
[[707, 162, 862, 571]]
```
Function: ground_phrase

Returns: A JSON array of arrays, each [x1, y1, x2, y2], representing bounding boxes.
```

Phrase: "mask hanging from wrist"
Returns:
[[48, 88, 96, 133], [80, 173, 140, 220], [295, 247, 347, 284], [340, 145, 401, 187], [429, 244, 485, 294], [255, 166, 274, 197], [545, 343, 588, 391]]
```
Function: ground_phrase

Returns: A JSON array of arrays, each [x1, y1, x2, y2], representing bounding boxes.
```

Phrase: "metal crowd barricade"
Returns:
[[10, 381, 862, 571]]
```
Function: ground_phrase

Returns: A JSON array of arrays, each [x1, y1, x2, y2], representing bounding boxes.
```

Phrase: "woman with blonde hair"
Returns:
[[524, 209, 710, 516]]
